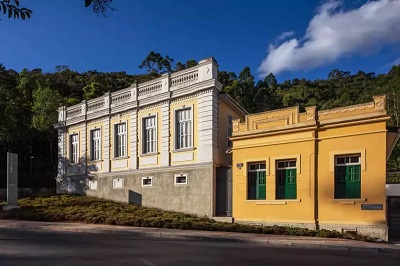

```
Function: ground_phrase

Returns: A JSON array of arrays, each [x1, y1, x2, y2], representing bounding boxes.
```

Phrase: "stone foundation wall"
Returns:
[[235, 219, 388, 241], [319, 223, 388, 241], [56, 163, 215, 217]]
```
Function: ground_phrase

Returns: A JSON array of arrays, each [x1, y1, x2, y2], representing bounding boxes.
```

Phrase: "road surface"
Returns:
[[0, 228, 398, 265]]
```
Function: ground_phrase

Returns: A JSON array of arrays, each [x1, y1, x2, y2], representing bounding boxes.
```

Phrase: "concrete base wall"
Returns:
[[319, 223, 388, 241], [56, 163, 215, 217], [236, 220, 317, 230], [235, 219, 387, 241]]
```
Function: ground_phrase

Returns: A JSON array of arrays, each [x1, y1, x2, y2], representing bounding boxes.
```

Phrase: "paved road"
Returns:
[[0, 228, 399, 266]]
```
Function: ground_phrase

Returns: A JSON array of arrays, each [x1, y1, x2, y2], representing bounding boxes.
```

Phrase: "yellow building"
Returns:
[[54, 57, 246, 218], [231, 95, 397, 240]]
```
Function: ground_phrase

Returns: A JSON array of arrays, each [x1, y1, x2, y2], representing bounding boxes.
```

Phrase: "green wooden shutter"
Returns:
[[346, 165, 361, 198], [335, 166, 346, 199], [256, 171, 266, 200], [276, 170, 285, 199], [248, 172, 257, 199], [285, 169, 297, 199]]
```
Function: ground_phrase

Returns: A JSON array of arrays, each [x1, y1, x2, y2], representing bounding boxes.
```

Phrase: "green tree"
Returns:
[[139, 51, 174, 74]]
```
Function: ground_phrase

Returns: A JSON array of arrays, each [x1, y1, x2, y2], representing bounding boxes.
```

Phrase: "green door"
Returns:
[[248, 172, 257, 200], [335, 166, 346, 199], [256, 171, 266, 200], [346, 165, 361, 198], [276, 170, 286, 199], [285, 169, 297, 199]]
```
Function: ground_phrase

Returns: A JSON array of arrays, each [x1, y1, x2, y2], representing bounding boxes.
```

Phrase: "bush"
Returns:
[[0, 195, 373, 241]]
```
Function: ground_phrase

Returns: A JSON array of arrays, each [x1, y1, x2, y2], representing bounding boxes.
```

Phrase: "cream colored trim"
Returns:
[[172, 104, 194, 150], [270, 154, 301, 175], [329, 199, 367, 204], [252, 199, 302, 205], [232, 137, 315, 150], [329, 149, 365, 172], [318, 130, 386, 141], [140, 112, 158, 155], [242, 157, 270, 177]]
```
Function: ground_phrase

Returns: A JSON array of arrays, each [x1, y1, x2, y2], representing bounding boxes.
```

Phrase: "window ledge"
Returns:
[[244, 199, 301, 205], [112, 156, 129, 160], [139, 152, 159, 157], [172, 147, 195, 153], [89, 160, 103, 163], [68, 163, 80, 166], [330, 198, 367, 205], [141, 185, 153, 188]]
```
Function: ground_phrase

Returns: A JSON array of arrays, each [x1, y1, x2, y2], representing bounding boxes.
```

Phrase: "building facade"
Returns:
[[54, 58, 246, 218], [231, 95, 396, 240]]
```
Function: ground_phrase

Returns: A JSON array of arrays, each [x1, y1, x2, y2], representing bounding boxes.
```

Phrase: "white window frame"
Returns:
[[335, 155, 361, 166], [90, 128, 101, 161], [276, 160, 297, 170], [88, 180, 98, 190], [113, 178, 124, 189], [142, 115, 157, 154], [175, 106, 193, 150], [174, 173, 189, 185], [227, 114, 233, 148], [141, 176, 153, 187], [70, 134, 79, 164], [115, 122, 127, 158]]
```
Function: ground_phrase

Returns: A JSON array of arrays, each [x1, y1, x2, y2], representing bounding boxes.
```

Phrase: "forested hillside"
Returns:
[[0, 55, 399, 188]]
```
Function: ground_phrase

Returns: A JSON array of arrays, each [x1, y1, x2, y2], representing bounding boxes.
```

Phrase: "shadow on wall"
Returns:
[[129, 190, 142, 206], [58, 156, 95, 194]]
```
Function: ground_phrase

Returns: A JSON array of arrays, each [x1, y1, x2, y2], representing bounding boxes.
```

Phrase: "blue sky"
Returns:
[[1, 0, 400, 82]]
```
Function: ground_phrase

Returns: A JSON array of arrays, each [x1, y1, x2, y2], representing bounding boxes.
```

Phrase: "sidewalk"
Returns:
[[0, 219, 399, 253]]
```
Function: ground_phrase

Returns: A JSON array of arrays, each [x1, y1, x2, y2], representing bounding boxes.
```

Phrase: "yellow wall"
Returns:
[[138, 106, 162, 168], [169, 99, 198, 165], [231, 95, 390, 227], [110, 113, 131, 171], [217, 101, 244, 165], [66, 124, 83, 164], [87, 119, 104, 173], [317, 121, 387, 226], [232, 131, 316, 224]]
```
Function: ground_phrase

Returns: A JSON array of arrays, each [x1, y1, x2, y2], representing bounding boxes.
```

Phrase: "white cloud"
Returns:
[[394, 57, 400, 65], [276, 31, 295, 42], [258, 0, 400, 76]]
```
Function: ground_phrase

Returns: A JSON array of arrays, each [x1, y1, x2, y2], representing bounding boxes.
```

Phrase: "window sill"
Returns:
[[172, 147, 195, 153], [141, 185, 153, 188], [244, 199, 301, 205], [68, 163, 80, 166], [89, 160, 103, 163], [112, 156, 129, 160], [139, 152, 159, 157], [330, 198, 367, 205]]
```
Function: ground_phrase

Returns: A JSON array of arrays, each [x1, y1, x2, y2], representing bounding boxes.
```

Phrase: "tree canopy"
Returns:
[[0, 52, 399, 188]]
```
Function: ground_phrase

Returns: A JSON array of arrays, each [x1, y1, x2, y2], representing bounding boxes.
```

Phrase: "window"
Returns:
[[143, 116, 157, 154], [227, 114, 233, 148], [248, 163, 266, 200], [90, 129, 101, 161], [88, 180, 98, 190], [70, 134, 79, 164], [115, 123, 127, 157], [174, 173, 188, 185], [176, 108, 192, 149], [276, 160, 297, 199], [335, 155, 361, 199], [142, 176, 153, 187]]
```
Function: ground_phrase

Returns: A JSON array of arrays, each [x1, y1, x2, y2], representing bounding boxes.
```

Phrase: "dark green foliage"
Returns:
[[217, 65, 400, 172], [0, 0, 32, 20], [0, 194, 377, 241]]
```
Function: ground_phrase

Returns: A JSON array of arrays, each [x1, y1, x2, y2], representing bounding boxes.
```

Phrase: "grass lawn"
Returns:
[[0, 194, 376, 241]]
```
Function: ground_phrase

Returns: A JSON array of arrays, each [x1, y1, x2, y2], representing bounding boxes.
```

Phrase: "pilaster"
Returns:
[[130, 109, 138, 170], [160, 101, 170, 166]]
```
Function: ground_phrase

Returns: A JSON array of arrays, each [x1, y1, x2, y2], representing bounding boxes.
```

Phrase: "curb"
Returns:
[[1, 222, 400, 254]]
